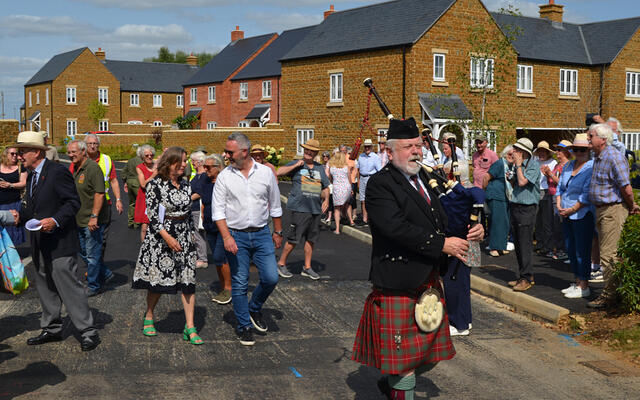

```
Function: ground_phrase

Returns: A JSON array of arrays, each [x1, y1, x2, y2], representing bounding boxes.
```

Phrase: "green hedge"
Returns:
[[614, 186, 640, 312]]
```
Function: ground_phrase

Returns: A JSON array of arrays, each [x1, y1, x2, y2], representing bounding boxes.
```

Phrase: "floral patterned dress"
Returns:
[[132, 177, 197, 294], [329, 166, 351, 206]]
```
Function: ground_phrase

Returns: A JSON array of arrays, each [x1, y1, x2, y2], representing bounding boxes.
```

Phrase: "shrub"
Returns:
[[264, 146, 285, 168], [615, 213, 640, 312]]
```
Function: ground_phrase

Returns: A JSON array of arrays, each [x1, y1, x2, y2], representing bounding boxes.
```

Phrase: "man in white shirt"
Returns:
[[213, 132, 283, 346]]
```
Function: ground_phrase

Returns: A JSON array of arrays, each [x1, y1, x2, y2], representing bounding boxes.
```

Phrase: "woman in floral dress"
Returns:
[[327, 151, 354, 233], [132, 147, 202, 345]]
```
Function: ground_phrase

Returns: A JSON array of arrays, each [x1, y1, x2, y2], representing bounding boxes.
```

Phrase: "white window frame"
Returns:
[[98, 120, 108, 131], [433, 54, 446, 82], [176, 95, 184, 108], [190, 88, 197, 104], [66, 87, 76, 104], [45, 88, 49, 105], [98, 88, 109, 105], [46, 118, 49, 134], [66, 119, 77, 136], [559, 69, 578, 95], [621, 132, 640, 151], [206, 121, 217, 129], [153, 94, 162, 108], [262, 80, 272, 98], [470, 57, 494, 89], [626, 72, 640, 97], [36, 90, 40, 105], [128, 120, 143, 125], [330, 73, 343, 102], [239, 83, 248, 100], [28, 91, 32, 107], [238, 120, 249, 127], [296, 129, 315, 156], [130, 93, 139, 107], [208, 86, 216, 103], [153, 121, 162, 127], [517, 65, 533, 93]]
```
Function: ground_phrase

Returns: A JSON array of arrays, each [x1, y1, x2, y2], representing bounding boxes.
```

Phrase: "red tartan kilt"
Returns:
[[352, 280, 455, 375]]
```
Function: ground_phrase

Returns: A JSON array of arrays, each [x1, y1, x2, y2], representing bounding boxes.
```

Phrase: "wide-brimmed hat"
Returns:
[[533, 140, 552, 154], [194, 145, 208, 154], [250, 144, 268, 156], [387, 117, 419, 140], [474, 133, 488, 142], [570, 133, 590, 148], [14, 131, 48, 150], [301, 138, 321, 152], [513, 138, 534, 156], [555, 139, 572, 149], [363, 139, 374, 146]]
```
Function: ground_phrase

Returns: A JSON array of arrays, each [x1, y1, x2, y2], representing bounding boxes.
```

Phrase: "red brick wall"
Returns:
[[24, 82, 53, 135], [229, 77, 280, 125]]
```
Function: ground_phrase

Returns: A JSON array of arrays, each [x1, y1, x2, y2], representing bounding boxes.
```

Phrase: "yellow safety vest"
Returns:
[[97, 153, 113, 201], [188, 160, 196, 181]]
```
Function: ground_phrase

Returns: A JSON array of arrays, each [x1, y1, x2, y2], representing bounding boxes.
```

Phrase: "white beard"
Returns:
[[392, 157, 421, 175]]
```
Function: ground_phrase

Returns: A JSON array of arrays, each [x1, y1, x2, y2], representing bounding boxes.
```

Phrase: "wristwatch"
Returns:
[[90, 213, 98, 218], [274, 230, 283, 237]]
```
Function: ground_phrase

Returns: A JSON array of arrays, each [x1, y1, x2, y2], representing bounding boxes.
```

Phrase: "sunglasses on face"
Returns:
[[573, 148, 588, 153], [9, 152, 17, 156]]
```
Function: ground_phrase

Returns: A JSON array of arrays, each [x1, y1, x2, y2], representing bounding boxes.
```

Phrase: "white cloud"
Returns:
[[107, 24, 193, 44], [73, 0, 371, 10], [0, 14, 97, 37], [0, 56, 49, 69], [244, 12, 323, 32], [482, 0, 589, 23]]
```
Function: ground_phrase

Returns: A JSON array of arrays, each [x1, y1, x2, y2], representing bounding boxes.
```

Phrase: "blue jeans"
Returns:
[[78, 225, 112, 292], [562, 212, 594, 282], [225, 225, 278, 330], [205, 230, 227, 266]]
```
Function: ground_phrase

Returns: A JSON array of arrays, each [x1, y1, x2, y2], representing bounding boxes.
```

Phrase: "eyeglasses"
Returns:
[[8, 152, 17, 156], [572, 148, 588, 153], [204, 165, 219, 169], [143, 154, 154, 158]]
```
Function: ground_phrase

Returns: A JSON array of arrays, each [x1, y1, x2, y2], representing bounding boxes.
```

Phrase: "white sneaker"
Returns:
[[564, 259, 571, 264], [589, 270, 604, 283], [449, 325, 470, 336], [506, 242, 515, 251], [561, 283, 576, 294], [564, 286, 591, 299], [468, 323, 472, 330]]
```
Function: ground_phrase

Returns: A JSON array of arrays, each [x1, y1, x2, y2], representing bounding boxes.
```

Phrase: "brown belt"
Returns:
[[165, 214, 188, 221]]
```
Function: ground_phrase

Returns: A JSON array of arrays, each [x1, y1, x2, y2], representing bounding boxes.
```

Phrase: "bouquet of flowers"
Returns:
[[265, 145, 284, 167]]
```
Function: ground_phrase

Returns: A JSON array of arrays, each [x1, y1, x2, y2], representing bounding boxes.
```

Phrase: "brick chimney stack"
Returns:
[[324, 4, 335, 19], [186, 53, 198, 66], [231, 26, 244, 42], [539, 0, 564, 23], [95, 47, 105, 61]]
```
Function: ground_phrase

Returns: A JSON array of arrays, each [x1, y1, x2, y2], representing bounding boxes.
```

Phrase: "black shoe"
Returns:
[[88, 287, 104, 297], [236, 327, 255, 346], [103, 273, 115, 286], [81, 335, 100, 351], [249, 311, 268, 333], [377, 376, 391, 399], [27, 331, 63, 346]]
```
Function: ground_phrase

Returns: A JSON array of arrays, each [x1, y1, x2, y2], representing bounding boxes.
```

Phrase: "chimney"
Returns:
[[186, 53, 198, 66], [95, 47, 105, 61], [539, 0, 564, 23], [324, 4, 335, 19], [231, 26, 244, 42]]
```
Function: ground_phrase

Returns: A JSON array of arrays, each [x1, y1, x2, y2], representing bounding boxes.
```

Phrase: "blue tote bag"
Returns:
[[0, 226, 29, 295]]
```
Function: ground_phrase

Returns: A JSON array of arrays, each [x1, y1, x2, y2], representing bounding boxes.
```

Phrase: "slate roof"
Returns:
[[25, 47, 86, 86], [282, 0, 456, 61], [232, 26, 315, 80], [491, 13, 640, 65], [245, 104, 270, 119], [185, 108, 202, 118], [418, 93, 472, 121], [104, 60, 199, 93], [185, 33, 276, 86]]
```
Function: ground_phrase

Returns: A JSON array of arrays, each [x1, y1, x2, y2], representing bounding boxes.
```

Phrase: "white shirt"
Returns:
[[421, 146, 442, 167], [212, 160, 282, 229]]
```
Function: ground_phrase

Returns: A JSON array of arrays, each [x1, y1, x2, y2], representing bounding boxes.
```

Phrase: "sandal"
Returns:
[[142, 318, 157, 337], [183, 324, 203, 345]]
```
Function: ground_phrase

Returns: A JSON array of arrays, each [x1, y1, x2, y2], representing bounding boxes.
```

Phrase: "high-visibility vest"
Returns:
[[188, 160, 196, 181], [97, 153, 113, 201]]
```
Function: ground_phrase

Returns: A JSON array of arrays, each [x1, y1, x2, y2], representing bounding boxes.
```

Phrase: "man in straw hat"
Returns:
[[507, 137, 540, 292], [587, 123, 640, 309], [14, 131, 100, 351], [276, 138, 330, 280], [351, 117, 483, 400], [357, 138, 382, 225]]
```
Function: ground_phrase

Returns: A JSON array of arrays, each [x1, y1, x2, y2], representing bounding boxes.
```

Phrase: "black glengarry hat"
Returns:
[[387, 117, 419, 140]]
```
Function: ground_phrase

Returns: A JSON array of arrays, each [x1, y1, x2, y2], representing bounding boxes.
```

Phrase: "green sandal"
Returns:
[[142, 318, 157, 337], [183, 324, 203, 345]]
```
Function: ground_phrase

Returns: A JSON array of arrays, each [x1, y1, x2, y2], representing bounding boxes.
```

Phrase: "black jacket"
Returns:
[[366, 163, 448, 290], [20, 159, 80, 260]]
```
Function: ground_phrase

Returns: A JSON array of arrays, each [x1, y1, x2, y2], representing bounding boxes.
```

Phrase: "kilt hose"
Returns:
[[352, 278, 455, 375]]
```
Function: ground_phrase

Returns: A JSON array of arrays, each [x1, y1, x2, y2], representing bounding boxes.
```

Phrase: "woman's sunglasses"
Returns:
[[572, 148, 588, 153]]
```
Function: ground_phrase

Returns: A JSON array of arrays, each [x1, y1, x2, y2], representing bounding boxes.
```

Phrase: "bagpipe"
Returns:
[[361, 78, 484, 274]]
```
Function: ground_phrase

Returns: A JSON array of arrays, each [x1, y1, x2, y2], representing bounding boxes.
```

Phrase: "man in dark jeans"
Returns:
[[507, 138, 540, 292]]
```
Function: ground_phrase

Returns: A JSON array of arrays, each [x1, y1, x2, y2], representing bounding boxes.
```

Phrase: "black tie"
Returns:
[[410, 175, 431, 205]]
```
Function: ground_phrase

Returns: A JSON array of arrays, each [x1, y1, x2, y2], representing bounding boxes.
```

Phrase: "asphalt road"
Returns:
[[1, 167, 639, 399]]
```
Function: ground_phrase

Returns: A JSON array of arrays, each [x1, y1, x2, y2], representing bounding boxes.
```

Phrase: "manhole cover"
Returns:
[[579, 360, 638, 376]]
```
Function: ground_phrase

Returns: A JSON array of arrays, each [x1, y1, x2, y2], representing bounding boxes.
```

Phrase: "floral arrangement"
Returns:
[[264, 145, 284, 167]]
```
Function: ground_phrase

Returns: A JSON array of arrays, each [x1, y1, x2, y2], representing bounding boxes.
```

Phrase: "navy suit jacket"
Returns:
[[19, 158, 80, 260]]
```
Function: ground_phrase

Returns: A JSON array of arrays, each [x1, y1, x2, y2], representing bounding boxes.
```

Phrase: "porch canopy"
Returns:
[[245, 104, 271, 127], [418, 93, 473, 155]]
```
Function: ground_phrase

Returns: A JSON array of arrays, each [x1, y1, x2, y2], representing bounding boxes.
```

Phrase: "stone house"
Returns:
[[279, 0, 640, 157], [23, 47, 198, 144], [182, 27, 277, 129]]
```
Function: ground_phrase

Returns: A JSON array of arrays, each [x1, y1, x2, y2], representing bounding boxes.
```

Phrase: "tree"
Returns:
[[88, 99, 107, 129], [173, 114, 199, 129], [144, 47, 215, 67]]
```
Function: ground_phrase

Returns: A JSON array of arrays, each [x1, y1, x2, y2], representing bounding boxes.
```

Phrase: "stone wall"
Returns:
[[0, 120, 20, 147]]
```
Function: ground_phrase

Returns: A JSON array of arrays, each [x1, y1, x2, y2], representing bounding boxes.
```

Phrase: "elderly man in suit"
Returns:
[[351, 118, 483, 400], [15, 131, 99, 351]]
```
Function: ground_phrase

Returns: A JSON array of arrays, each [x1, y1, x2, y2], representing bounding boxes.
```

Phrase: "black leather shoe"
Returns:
[[81, 335, 100, 352], [27, 331, 62, 346], [249, 311, 267, 333]]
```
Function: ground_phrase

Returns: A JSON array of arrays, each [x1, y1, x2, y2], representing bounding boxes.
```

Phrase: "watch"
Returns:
[[274, 230, 283, 237], [90, 214, 98, 218]]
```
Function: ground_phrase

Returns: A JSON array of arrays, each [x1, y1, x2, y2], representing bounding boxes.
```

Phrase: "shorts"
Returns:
[[286, 211, 321, 244], [359, 176, 371, 201]]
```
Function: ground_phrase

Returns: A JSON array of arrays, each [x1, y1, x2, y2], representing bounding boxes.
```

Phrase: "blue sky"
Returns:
[[1, 0, 638, 120]]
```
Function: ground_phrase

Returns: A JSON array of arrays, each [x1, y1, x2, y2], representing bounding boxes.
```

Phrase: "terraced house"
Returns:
[[279, 0, 640, 157], [23, 47, 199, 144]]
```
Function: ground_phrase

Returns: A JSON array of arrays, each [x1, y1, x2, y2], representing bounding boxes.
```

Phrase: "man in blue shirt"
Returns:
[[276, 139, 330, 280], [357, 139, 381, 225]]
